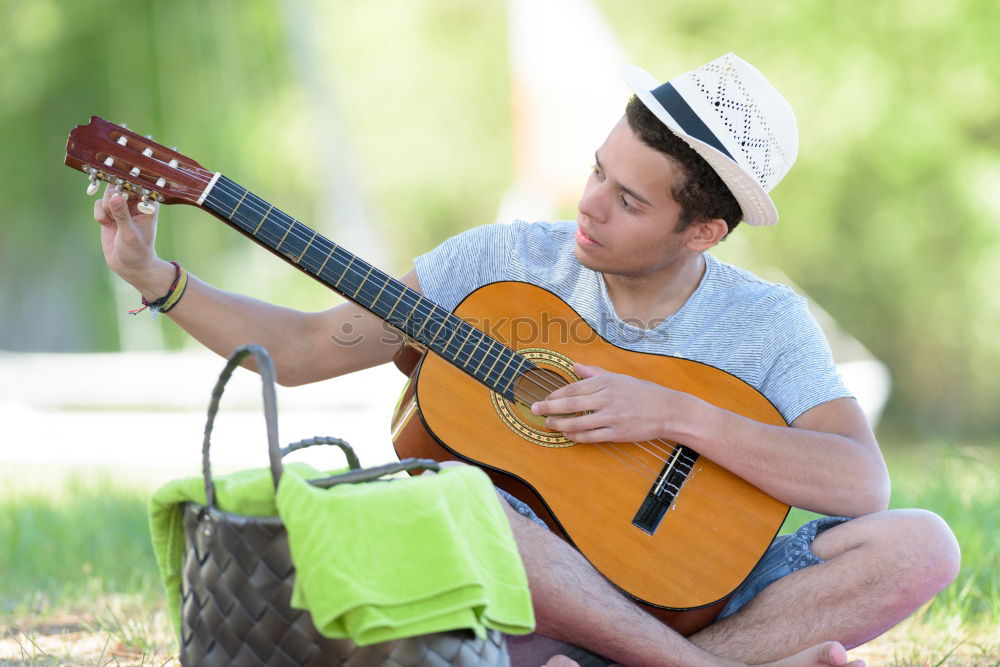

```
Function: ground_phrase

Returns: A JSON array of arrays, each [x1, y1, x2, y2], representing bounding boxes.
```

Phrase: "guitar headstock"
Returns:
[[64, 116, 216, 210]]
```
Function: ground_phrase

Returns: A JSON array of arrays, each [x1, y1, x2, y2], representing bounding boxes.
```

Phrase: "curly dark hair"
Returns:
[[625, 95, 742, 236]]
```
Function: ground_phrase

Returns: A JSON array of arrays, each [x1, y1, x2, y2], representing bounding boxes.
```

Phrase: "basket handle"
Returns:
[[202, 344, 283, 507], [307, 458, 440, 489], [202, 344, 436, 507], [202, 345, 359, 507]]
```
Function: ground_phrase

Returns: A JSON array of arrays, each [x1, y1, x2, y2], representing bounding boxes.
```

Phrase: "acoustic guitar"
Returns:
[[66, 116, 789, 635]]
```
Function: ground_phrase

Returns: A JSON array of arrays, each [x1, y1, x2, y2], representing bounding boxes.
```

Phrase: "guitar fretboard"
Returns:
[[203, 175, 533, 400]]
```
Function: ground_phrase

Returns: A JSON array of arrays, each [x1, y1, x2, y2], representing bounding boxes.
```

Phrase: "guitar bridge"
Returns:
[[632, 445, 699, 535]]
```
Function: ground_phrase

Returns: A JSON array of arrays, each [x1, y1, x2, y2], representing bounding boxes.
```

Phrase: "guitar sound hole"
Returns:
[[512, 367, 572, 430]]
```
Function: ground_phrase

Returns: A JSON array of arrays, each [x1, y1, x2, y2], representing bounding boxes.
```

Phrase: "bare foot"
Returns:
[[541, 643, 859, 667], [542, 655, 580, 667], [763, 641, 864, 667]]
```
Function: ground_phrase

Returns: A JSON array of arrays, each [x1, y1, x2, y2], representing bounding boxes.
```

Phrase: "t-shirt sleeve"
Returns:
[[758, 295, 853, 424], [413, 223, 523, 311]]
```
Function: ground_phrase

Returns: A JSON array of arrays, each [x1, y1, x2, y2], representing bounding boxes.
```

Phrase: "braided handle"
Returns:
[[280, 436, 361, 470], [308, 458, 440, 489], [202, 345, 281, 508], [202, 345, 361, 507]]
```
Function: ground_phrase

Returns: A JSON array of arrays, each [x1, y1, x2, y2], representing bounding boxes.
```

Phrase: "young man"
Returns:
[[94, 54, 959, 666]]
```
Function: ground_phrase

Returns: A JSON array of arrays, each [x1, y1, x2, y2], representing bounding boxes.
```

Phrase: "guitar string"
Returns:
[[507, 381, 677, 479], [148, 175, 548, 401], [187, 180, 598, 406], [149, 173, 690, 477], [160, 179, 692, 490], [148, 174, 689, 478], [117, 168, 691, 476]]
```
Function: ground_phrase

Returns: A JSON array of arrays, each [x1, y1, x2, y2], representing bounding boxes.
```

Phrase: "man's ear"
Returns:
[[685, 218, 729, 251]]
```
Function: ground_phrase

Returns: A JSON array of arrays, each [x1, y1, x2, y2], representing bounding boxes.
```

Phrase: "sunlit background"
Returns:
[[0, 0, 998, 662], [4, 0, 999, 436]]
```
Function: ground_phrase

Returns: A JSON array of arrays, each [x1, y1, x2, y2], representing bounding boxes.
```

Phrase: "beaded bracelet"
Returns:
[[128, 261, 188, 317]]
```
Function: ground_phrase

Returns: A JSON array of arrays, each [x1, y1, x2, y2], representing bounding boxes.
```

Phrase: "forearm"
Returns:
[[96, 191, 402, 384], [673, 398, 890, 517], [122, 259, 326, 385]]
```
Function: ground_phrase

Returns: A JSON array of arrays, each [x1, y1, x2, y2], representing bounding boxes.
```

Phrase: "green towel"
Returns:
[[148, 461, 332, 637], [276, 465, 535, 645]]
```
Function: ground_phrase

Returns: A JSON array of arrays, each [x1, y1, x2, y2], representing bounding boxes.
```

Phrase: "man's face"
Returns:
[[575, 118, 696, 278]]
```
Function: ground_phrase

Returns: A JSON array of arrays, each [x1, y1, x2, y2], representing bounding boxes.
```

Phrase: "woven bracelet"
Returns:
[[128, 261, 186, 317]]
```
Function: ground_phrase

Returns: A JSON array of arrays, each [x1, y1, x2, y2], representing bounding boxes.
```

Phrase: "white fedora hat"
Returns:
[[623, 53, 798, 227]]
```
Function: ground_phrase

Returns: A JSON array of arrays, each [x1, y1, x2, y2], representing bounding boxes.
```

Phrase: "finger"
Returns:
[[573, 362, 609, 379], [561, 425, 616, 444], [108, 191, 135, 227], [532, 394, 599, 416], [102, 181, 119, 206], [545, 411, 604, 434], [534, 375, 603, 405], [94, 197, 112, 226]]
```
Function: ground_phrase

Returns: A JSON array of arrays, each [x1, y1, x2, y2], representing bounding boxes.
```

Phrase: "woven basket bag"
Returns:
[[179, 344, 511, 666]]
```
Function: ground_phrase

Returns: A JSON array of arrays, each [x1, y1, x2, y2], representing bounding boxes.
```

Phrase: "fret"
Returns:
[[399, 295, 418, 328], [440, 317, 463, 353], [273, 216, 308, 259], [385, 285, 407, 322], [429, 312, 450, 347], [254, 204, 273, 235], [450, 323, 476, 362], [499, 365, 519, 398], [316, 244, 337, 276], [465, 334, 485, 375], [487, 348, 519, 391], [482, 345, 503, 387], [229, 189, 250, 218], [472, 337, 494, 376], [337, 256, 356, 286], [370, 275, 393, 312], [275, 219, 294, 250], [297, 230, 317, 263], [353, 265, 374, 298], [414, 303, 438, 338]]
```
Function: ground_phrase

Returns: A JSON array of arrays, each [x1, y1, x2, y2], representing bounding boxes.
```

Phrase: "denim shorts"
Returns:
[[497, 489, 849, 621], [715, 514, 849, 620]]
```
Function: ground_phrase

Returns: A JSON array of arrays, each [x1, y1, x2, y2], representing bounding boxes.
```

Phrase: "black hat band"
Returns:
[[651, 82, 735, 162]]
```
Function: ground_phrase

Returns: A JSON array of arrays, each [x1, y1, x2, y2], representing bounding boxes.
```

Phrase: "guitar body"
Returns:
[[393, 281, 789, 634]]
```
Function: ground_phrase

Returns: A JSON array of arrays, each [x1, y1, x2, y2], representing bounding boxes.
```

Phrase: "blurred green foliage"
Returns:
[[1, 0, 998, 437]]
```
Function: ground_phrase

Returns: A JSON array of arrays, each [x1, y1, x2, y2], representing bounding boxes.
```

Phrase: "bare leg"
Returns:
[[690, 509, 960, 663], [499, 498, 866, 667]]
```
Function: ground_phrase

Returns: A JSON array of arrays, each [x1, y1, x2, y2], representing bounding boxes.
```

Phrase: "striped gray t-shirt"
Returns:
[[414, 220, 850, 424]]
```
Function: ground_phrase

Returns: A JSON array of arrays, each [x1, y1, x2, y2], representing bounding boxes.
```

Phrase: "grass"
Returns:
[[0, 476, 162, 614], [0, 440, 997, 664]]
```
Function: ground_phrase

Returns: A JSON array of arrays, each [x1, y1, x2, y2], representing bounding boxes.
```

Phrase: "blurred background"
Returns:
[[0, 0, 997, 661], [3, 0, 1000, 436]]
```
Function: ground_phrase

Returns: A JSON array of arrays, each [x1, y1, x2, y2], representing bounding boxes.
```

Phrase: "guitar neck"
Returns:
[[201, 175, 530, 399]]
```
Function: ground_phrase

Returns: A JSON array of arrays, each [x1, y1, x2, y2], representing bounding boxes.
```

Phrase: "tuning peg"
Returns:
[[117, 135, 127, 146], [86, 174, 100, 196], [145, 134, 153, 140], [137, 194, 156, 215], [120, 122, 128, 128]]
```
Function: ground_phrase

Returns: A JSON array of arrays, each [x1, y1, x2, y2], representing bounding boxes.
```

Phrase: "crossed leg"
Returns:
[[501, 500, 959, 667], [689, 509, 961, 663]]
